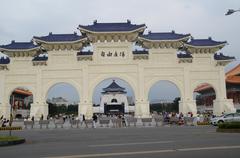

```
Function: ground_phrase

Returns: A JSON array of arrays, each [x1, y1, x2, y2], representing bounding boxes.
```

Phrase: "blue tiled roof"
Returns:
[[0, 41, 39, 50], [77, 51, 93, 56], [177, 52, 192, 58], [214, 53, 235, 60], [139, 31, 190, 41], [34, 32, 86, 42], [32, 55, 48, 61], [78, 20, 146, 32], [103, 80, 126, 93], [132, 50, 149, 54], [0, 56, 10, 64], [187, 37, 227, 47]]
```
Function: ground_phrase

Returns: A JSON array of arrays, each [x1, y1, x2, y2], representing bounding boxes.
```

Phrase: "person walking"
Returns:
[[82, 114, 87, 128], [92, 114, 98, 128]]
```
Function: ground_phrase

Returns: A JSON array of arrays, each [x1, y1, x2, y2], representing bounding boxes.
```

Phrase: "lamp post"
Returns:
[[225, 9, 240, 15]]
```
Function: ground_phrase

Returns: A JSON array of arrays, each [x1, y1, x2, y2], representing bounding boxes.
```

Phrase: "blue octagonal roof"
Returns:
[[214, 53, 235, 60], [78, 20, 146, 33], [0, 41, 39, 50], [77, 51, 93, 56], [32, 55, 48, 61], [102, 80, 126, 93], [132, 50, 149, 55], [186, 37, 227, 47], [33, 32, 86, 42], [139, 31, 190, 41], [0, 56, 10, 64]]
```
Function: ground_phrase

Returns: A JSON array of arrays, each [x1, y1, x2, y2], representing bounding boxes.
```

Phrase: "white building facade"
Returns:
[[95, 80, 133, 114], [0, 20, 236, 119]]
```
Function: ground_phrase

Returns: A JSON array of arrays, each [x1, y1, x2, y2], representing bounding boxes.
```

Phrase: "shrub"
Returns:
[[218, 122, 240, 129], [197, 122, 210, 125]]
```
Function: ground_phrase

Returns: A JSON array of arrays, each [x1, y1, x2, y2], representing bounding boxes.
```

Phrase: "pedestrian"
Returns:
[[82, 114, 87, 128], [9, 114, 13, 127], [40, 114, 44, 120], [122, 115, 126, 127], [92, 114, 98, 128], [31, 116, 35, 123]]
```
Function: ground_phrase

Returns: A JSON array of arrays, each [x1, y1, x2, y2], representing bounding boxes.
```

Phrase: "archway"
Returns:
[[148, 80, 181, 114], [92, 78, 135, 115], [193, 83, 216, 114], [46, 83, 80, 117], [9, 87, 33, 119]]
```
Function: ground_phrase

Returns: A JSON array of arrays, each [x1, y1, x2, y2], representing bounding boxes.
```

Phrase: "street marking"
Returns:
[[43, 145, 240, 158], [177, 145, 240, 151], [43, 149, 175, 158], [88, 140, 174, 147]]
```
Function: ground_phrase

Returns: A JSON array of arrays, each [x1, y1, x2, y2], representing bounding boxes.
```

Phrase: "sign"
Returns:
[[101, 51, 125, 58]]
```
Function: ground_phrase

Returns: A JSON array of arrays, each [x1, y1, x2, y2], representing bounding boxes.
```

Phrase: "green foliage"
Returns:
[[48, 103, 78, 116], [0, 136, 23, 141], [150, 97, 180, 113], [218, 122, 240, 129]]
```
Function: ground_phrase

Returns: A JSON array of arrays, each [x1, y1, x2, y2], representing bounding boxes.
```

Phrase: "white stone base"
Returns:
[[213, 99, 236, 116], [135, 101, 151, 118], [79, 103, 92, 119], [179, 100, 197, 116], [30, 103, 48, 120], [0, 104, 10, 119]]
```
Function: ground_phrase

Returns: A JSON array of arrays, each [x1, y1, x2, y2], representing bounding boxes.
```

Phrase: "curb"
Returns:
[[0, 138, 25, 147]]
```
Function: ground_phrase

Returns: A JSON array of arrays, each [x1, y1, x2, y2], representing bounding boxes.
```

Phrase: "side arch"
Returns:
[[145, 77, 184, 101], [191, 81, 219, 100], [43, 79, 82, 103], [6, 85, 35, 104]]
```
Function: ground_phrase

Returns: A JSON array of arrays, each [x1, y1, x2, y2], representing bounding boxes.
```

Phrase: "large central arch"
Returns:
[[89, 74, 138, 103]]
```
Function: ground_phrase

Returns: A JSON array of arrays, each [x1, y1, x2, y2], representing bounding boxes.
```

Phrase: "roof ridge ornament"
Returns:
[[171, 30, 175, 34], [127, 19, 131, 24], [93, 20, 97, 24]]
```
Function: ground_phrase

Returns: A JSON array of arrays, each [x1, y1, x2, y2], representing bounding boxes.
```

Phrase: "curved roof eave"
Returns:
[[184, 43, 226, 49], [138, 36, 190, 42], [33, 37, 88, 44], [0, 46, 40, 52], [78, 26, 146, 34]]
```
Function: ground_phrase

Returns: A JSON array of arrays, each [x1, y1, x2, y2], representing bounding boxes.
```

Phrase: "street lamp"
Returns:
[[225, 9, 240, 15]]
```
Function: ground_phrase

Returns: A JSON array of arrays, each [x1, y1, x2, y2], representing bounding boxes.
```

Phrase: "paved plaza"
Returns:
[[1, 125, 240, 158]]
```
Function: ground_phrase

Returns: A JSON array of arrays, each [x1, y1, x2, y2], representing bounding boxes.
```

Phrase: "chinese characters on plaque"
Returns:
[[101, 51, 125, 58]]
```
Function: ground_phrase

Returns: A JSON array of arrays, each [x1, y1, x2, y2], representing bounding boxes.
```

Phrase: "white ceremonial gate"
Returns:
[[0, 20, 236, 119]]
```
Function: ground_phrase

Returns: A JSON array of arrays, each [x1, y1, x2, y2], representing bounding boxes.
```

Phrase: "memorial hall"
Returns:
[[0, 20, 236, 119]]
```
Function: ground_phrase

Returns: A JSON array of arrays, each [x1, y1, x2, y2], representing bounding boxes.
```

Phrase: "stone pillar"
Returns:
[[0, 103, 10, 119], [0, 71, 10, 118], [179, 100, 197, 116], [30, 102, 48, 120], [78, 65, 93, 119], [78, 101, 93, 119], [135, 100, 150, 118], [135, 65, 150, 118], [179, 67, 197, 116], [213, 99, 235, 116], [213, 67, 236, 116]]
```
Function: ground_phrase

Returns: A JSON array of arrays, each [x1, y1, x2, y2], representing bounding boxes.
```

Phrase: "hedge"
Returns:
[[218, 122, 240, 129]]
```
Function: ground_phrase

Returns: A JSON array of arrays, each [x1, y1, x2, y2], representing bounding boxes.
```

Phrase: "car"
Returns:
[[210, 113, 240, 126]]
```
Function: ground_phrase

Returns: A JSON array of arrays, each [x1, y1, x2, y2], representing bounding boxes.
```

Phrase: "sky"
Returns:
[[1, 0, 240, 103]]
